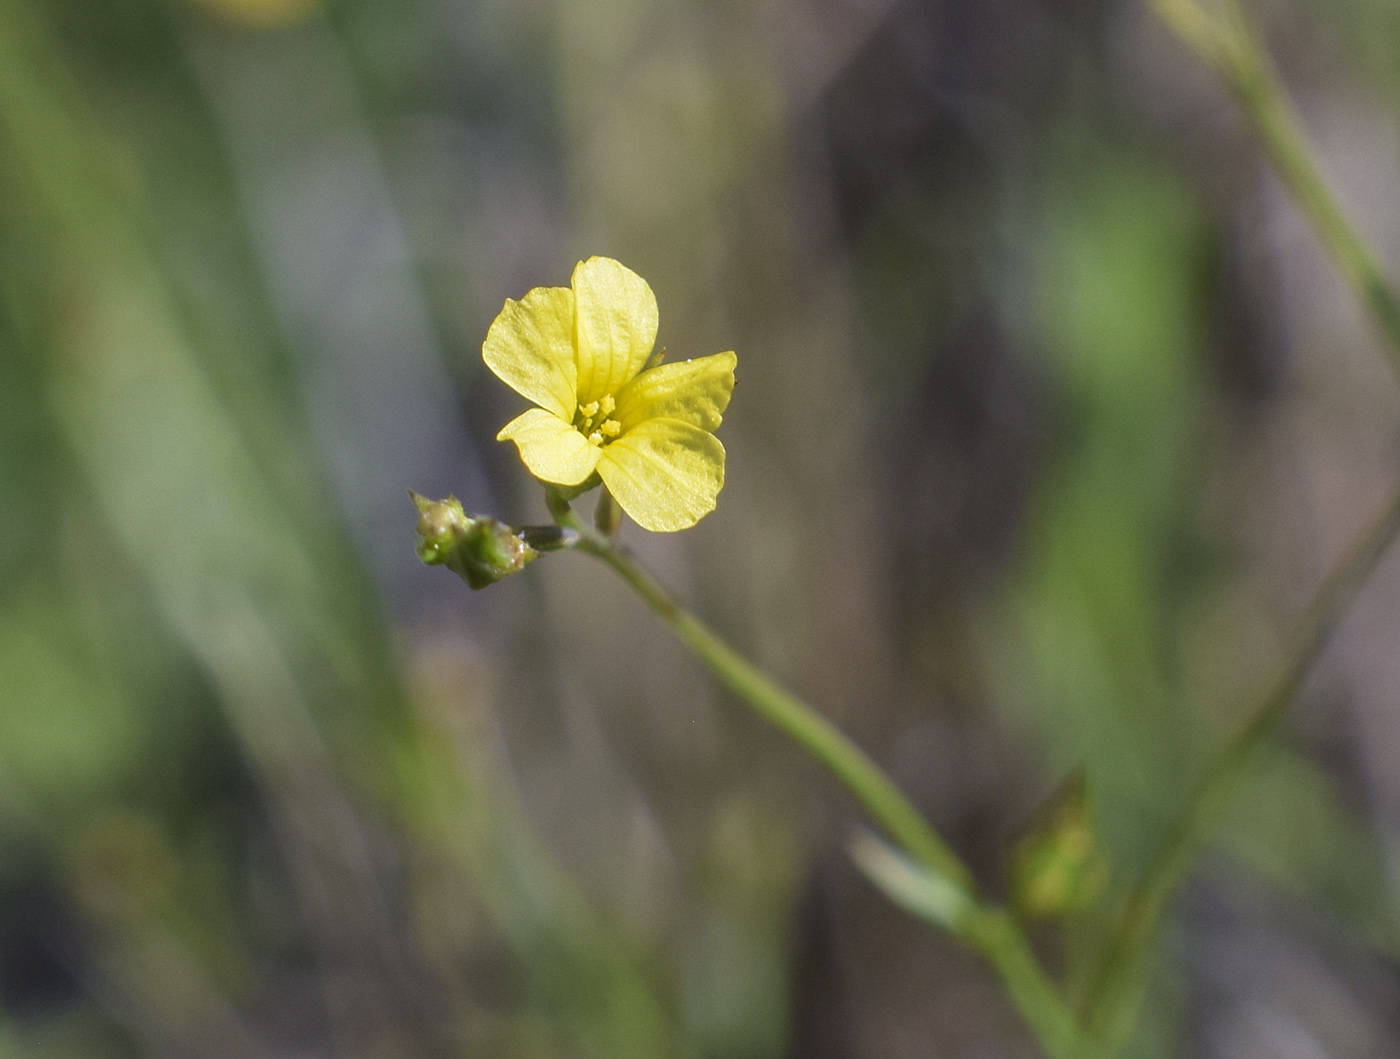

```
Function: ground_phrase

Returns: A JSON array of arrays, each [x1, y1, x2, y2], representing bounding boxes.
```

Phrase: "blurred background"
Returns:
[[4, 0, 1400, 1055]]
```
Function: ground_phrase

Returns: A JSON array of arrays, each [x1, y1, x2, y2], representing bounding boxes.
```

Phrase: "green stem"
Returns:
[[970, 908, 1087, 1058], [1083, 483, 1400, 1049], [1153, 0, 1400, 362], [571, 523, 970, 888], [549, 498, 1087, 1056], [1077, 3, 1400, 1051]]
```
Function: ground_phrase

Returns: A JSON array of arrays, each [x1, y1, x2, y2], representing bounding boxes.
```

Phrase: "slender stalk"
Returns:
[[1083, 483, 1400, 1049], [1153, 0, 1400, 363], [569, 523, 971, 888], [1076, 3, 1400, 1050], [970, 908, 1087, 1058], [555, 508, 1088, 1056]]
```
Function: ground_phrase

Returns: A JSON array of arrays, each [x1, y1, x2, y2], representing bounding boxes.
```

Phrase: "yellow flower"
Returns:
[[484, 257, 736, 532]]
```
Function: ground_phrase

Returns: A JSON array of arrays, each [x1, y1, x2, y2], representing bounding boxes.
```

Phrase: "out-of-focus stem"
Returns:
[[1083, 484, 1400, 1049], [1153, 0, 1400, 362], [1077, 3, 1400, 1051]]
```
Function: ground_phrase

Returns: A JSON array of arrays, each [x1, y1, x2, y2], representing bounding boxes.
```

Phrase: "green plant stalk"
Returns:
[[566, 520, 970, 889], [1076, 2, 1400, 1051], [1083, 482, 1400, 1049], [847, 831, 1081, 1056], [970, 908, 1086, 1058], [1153, 0, 1400, 361], [551, 505, 1086, 1056]]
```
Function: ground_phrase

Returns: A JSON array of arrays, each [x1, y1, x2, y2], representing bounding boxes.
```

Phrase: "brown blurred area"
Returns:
[[3, 0, 1400, 1056]]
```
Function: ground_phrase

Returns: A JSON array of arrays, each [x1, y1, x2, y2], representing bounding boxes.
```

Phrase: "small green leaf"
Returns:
[[849, 830, 975, 933]]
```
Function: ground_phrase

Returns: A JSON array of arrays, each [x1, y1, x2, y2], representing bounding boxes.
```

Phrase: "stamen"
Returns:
[[574, 393, 624, 446]]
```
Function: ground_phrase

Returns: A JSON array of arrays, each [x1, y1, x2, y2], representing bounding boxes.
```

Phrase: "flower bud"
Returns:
[[410, 491, 538, 589], [1008, 772, 1107, 920]]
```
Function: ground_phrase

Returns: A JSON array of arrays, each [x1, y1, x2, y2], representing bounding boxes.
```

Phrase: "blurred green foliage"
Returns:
[[2, 0, 1400, 1056]]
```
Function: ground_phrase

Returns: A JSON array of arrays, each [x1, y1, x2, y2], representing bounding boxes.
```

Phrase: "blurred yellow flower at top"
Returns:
[[485, 257, 736, 532], [184, 0, 319, 29]]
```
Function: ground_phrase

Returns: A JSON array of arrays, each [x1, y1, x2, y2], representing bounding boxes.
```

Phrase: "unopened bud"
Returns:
[[410, 491, 538, 590], [1009, 771, 1107, 920]]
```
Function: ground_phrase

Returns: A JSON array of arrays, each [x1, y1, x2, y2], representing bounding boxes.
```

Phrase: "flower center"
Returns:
[[574, 394, 622, 446]]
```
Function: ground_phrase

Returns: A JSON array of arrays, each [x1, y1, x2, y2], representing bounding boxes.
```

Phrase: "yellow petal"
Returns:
[[613, 351, 736, 433], [482, 286, 578, 420], [596, 418, 724, 532], [497, 408, 600, 486], [572, 257, 658, 407]]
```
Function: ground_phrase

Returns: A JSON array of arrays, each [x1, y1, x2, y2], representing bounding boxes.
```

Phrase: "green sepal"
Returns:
[[410, 491, 539, 589]]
